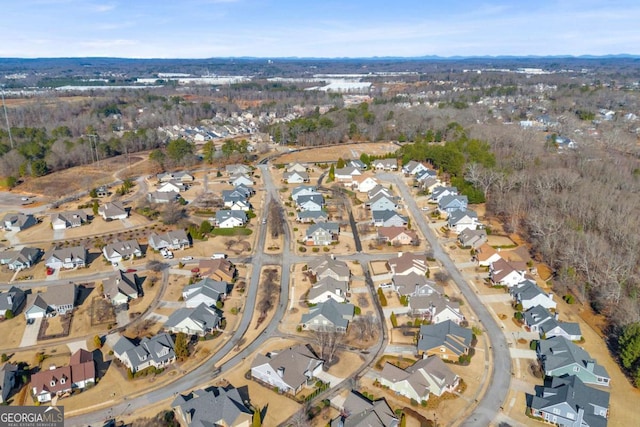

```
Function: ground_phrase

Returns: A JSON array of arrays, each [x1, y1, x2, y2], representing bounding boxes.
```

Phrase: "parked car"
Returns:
[[125, 268, 137, 273], [211, 253, 226, 259], [181, 256, 193, 261]]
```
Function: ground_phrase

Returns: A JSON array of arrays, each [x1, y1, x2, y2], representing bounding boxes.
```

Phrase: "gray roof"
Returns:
[[308, 277, 349, 301], [0, 286, 26, 313], [367, 184, 393, 199], [335, 166, 360, 176], [164, 303, 222, 333], [417, 320, 473, 355], [334, 391, 398, 427], [291, 185, 318, 199], [148, 190, 179, 203], [183, 278, 229, 303], [529, 376, 609, 427], [215, 210, 247, 223], [0, 246, 41, 266], [26, 283, 75, 313], [296, 194, 324, 207], [523, 305, 554, 327], [148, 229, 190, 250], [44, 246, 87, 265], [380, 355, 457, 397], [431, 186, 458, 199], [103, 239, 142, 259], [251, 344, 323, 391], [221, 189, 249, 203], [539, 318, 582, 339], [50, 210, 87, 227], [306, 222, 339, 236], [301, 299, 354, 330], [511, 281, 548, 302], [172, 386, 252, 427], [297, 210, 328, 221], [372, 210, 407, 223], [307, 256, 350, 279], [3, 213, 36, 229], [538, 336, 608, 379], [409, 294, 460, 315], [98, 201, 127, 218], [447, 209, 478, 225], [113, 333, 176, 370], [438, 194, 468, 210], [458, 228, 487, 247], [103, 271, 140, 301], [393, 273, 441, 296]]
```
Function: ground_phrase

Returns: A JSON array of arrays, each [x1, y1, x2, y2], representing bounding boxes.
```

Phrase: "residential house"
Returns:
[[157, 181, 184, 193], [113, 333, 176, 373], [367, 184, 393, 200], [225, 164, 251, 176], [367, 193, 398, 212], [102, 239, 142, 265], [98, 201, 128, 220], [537, 336, 610, 386], [527, 376, 609, 427], [300, 299, 354, 332], [371, 159, 397, 171], [198, 258, 236, 282], [157, 171, 194, 183], [402, 160, 429, 176], [0, 247, 42, 270], [50, 210, 88, 230], [379, 356, 459, 402], [393, 273, 442, 298], [227, 199, 252, 212], [297, 210, 329, 223], [164, 303, 222, 336], [30, 349, 95, 403], [438, 195, 468, 217], [0, 286, 26, 317], [230, 173, 254, 187], [172, 386, 253, 427], [222, 189, 251, 211], [524, 305, 583, 340], [351, 175, 378, 193], [296, 194, 325, 212], [182, 278, 229, 308], [305, 222, 339, 246], [215, 210, 247, 228], [429, 186, 458, 203], [524, 305, 558, 334], [476, 243, 502, 267], [24, 283, 76, 319], [2, 213, 37, 231], [43, 246, 87, 270], [417, 320, 473, 360], [388, 252, 427, 276], [419, 176, 441, 193], [490, 258, 527, 288], [251, 345, 323, 395], [330, 391, 398, 427], [458, 229, 488, 249], [372, 210, 408, 228], [307, 256, 350, 282], [103, 271, 141, 306], [447, 209, 481, 234], [347, 159, 367, 170], [286, 162, 308, 173], [307, 277, 349, 304], [511, 281, 556, 310], [0, 363, 18, 403], [147, 190, 179, 204], [95, 186, 108, 198], [334, 166, 362, 181], [148, 230, 190, 251], [283, 171, 310, 184], [291, 185, 320, 202], [377, 226, 418, 246], [410, 294, 465, 325]]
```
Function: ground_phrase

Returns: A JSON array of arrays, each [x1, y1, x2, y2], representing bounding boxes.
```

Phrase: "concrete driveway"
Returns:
[[20, 317, 42, 347]]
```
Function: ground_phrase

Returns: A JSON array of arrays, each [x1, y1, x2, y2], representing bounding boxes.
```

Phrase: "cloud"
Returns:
[[93, 3, 116, 12]]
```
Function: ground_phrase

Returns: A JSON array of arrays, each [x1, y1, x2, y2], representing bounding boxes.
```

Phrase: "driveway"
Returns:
[[316, 370, 343, 387], [115, 306, 129, 326], [20, 318, 42, 347], [480, 294, 512, 303]]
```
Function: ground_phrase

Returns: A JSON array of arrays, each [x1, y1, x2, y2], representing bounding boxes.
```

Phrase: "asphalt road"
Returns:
[[381, 173, 511, 427]]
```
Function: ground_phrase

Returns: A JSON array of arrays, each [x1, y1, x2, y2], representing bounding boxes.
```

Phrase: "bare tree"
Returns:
[[311, 330, 343, 366]]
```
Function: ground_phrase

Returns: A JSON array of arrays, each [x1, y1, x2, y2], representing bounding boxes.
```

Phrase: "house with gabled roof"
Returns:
[[102, 239, 142, 265], [348, 159, 367, 170], [182, 278, 229, 308], [112, 333, 176, 373], [377, 226, 418, 246], [393, 273, 442, 297], [44, 246, 87, 270], [458, 228, 488, 249], [296, 194, 324, 212], [103, 270, 142, 306], [291, 185, 319, 202], [410, 294, 464, 325], [438, 195, 468, 217], [419, 176, 441, 193], [225, 164, 251, 176], [367, 184, 393, 200], [98, 201, 128, 220], [0, 247, 42, 270], [367, 193, 398, 212], [429, 186, 458, 203], [251, 344, 323, 395], [30, 349, 95, 403], [307, 256, 350, 282], [164, 303, 222, 336], [2, 213, 37, 231], [221, 189, 251, 211], [447, 209, 481, 234], [0, 286, 26, 318], [172, 385, 253, 427], [372, 210, 408, 228], [157, 181, 184, 193], [24, 283, 76, 320], [537, 336, 610, 386], [148, 229, 190, 251], [300, 299, 354, 332], [50, 210, 88, 230], [0, 363, 18, 403], [379, 356, 459, 402], [388, 252, 427, 276], [286, 162, 308, 173], [305, 222, 339, 246], [198, 258, 236, 282], [371, 159, 398, 171], [417, 320, 473, 360], [229, 173, 254, 187], [147, 190, 179, 204], [351, 175, 379, 193], [283, 171, 310, 184], [511, 280, 556, 310], [334, 166, 362, 181], [297, 210, 329, 223], [476, 243, 502, 267], [214, 210, 247, 228], [527, 376, 609, 427], [490, 258, 527, 288], [539, 316, 583, 342], [330, 391, 398, 427], [307, 276, 350, 304], [402, 160, 430, 176]]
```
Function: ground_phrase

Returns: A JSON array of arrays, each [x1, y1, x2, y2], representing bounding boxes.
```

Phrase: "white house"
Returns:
[[251, 345, 323, 395], [447, 209, 481, 234], [215, 210, 247, 228]]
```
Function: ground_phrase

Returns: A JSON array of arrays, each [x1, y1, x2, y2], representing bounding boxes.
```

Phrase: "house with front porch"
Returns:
[[102, 239, 142, 265], [251, 344, 323, 395], [537, 336, 610, 386], [417, 320, 473, 360], [379, 356, 459, 402], [44, 246, 87, 270], [113, 333, 176, 373]]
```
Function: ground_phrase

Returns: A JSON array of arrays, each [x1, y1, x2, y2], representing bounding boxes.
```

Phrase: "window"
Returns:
[[573, 366, 580, 372], [553, 408, 560, 415], [50, 380, 56, 387], [567, 413, 575, 420]]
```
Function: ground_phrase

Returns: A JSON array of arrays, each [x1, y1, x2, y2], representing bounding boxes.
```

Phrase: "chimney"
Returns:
[[7, 295, 12, 305], [398, 252, 403, 258], [554, 312, 559, 321], [277, 367, 284, 378]]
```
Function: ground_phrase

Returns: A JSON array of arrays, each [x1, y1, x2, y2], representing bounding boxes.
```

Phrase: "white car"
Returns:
[[181, 256, 193, 261]]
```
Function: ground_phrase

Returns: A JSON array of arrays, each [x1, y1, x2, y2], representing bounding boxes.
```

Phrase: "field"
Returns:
[[276, 142, 398, 164]]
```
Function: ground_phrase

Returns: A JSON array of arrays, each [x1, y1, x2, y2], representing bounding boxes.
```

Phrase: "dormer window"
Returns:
[[60, 377, 66, 384], [50, 380, 56, 387]]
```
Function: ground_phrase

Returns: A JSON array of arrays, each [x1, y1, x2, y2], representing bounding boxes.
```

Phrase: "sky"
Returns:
[[2, 0, 640, 58]]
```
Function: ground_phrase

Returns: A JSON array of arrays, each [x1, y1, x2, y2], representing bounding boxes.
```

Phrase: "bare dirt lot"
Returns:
[[277, 142, 398, 164]]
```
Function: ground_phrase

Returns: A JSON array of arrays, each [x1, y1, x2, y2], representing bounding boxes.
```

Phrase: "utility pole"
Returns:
[[83, 134, 100, 167], [1, 86, 14, 149]]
